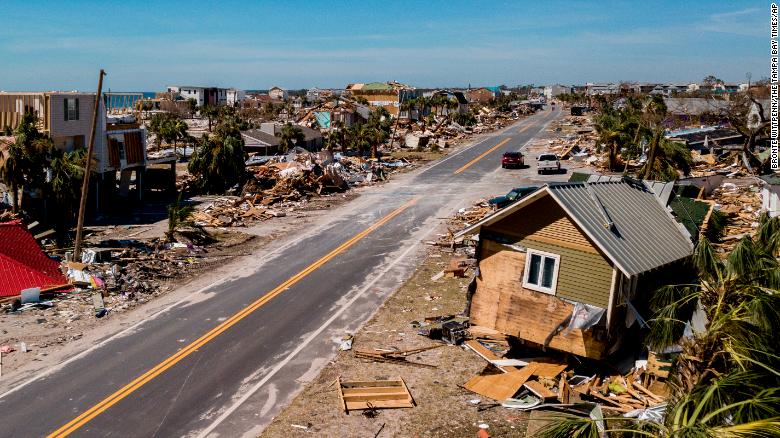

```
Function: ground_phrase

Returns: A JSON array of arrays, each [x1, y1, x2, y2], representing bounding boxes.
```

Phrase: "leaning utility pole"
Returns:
[[73, 69, 106, 260]]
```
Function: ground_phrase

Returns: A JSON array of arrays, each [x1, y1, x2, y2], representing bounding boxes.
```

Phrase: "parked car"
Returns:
[[537, 153, 561, 174], [488, 186, 540, 209], [501, 151, 524, 168]]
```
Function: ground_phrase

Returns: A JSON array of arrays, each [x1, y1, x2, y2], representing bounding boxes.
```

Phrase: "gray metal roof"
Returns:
[[586, 175, 675, 207], [547, 181, 693, 276]]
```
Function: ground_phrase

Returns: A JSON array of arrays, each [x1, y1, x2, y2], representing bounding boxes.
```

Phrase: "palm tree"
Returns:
[[416, 97, 429, 130], [593, 111, 631, 171], [166, 192, 194, 241], [201, 105, 220, 132], [328, 122, 345, 152], [171, 119, 188, 158], [277, 123, 305, 153], [0, 141, 24, 212], [188, 120, 247, 194], [540, 216, 780, 437], [368, 126, 385, 159], [47, 147, 86, 241], [0, 113, 51, 212]]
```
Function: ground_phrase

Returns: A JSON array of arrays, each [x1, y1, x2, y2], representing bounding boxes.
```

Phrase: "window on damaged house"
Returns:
[[523, 249, 560, 294], [64, 98, 79, 121]]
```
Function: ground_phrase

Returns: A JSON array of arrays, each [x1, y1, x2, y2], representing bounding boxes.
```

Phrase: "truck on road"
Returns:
[[536, 153, 561, 174]]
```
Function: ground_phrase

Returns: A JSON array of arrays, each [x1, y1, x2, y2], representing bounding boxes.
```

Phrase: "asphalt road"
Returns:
[[0, 107, 563, 438]]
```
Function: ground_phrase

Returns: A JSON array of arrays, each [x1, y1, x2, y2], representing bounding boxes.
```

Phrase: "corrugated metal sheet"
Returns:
[[548, 181, 693, 276], [0, 220, 67, 297]]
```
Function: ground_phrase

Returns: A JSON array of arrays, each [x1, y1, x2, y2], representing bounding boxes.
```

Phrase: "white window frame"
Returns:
[[522, 249, 560, 295]]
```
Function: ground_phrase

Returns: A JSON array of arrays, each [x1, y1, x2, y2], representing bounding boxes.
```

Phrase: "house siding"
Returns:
[[470, 238, 611, 359], [49, 93, 95, 139], [483, 194, 613, 307]]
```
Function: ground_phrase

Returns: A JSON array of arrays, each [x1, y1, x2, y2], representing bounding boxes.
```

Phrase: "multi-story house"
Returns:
[[544, 84, 572, 100], [0, 91, 159, 211], [226, 88, 246, 107], [345, 81, 417, 117], [166, 86, 229, 107], [268, 86, 288, 101]]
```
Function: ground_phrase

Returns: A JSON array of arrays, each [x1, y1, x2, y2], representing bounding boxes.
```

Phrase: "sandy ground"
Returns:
[[259, 244, 531, 438]]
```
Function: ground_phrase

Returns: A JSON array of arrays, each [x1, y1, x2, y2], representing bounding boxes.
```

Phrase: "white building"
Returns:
[[226, 88, 246, 107], [544, 84, 571, 100], [166, 86, 229, 107], [268, 86, 288, 101]]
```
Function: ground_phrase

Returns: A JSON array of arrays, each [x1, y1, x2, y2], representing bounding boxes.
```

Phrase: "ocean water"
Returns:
[[104, 92, 156, 109]]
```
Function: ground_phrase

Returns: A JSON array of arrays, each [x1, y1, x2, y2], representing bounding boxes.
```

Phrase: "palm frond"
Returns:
[[726, 237, 759, 282], [536, 414, 603, 438], [756, 213, 780, 256], [694, 238, 723, 281]]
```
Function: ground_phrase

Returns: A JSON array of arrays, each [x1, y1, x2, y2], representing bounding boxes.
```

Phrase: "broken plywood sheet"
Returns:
[[338, 377, 415, 412], [463, 364, 538, 401], [524, 380, 557, 400], [533, 361, 568, 378]]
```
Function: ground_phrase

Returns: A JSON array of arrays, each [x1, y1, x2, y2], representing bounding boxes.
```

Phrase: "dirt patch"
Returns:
[[259, 246, 529, 438]]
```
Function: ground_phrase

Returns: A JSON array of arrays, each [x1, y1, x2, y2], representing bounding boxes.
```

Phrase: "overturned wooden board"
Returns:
[[464, 364, 538, 401], [338, 377, 415, 413]]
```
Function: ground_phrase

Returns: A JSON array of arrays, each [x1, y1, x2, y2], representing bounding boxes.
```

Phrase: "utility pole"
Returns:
[[73, 69, 106, 260]]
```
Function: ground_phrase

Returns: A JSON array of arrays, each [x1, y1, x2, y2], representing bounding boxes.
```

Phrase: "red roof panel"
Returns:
[[0, 220, 67, 297]]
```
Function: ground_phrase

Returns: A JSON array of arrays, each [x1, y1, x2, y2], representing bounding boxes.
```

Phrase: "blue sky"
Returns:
[[0, 1, 769, 91]]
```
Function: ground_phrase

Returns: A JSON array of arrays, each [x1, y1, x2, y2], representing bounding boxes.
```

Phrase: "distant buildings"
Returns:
[[226, 88, 246, 106], [166, 86, 230, 107], [465, 88, 495, 104], [242, 122, 323, 154], [649, 84, 689, 97], [306, 87, 336, 102], [268, 86, 288, 101], [585, 83, 620, 96], [345, 81, 417, 117], [544, 84, 572, 100]]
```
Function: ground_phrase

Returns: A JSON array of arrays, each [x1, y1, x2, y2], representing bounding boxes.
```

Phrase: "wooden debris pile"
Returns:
[[710, 181, 763, 251], [461, 335, 670, 416], [64, 239, 204, 297], [191, 196, 286, 228]]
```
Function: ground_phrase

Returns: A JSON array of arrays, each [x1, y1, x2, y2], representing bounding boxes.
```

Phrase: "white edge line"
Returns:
[[195, 222, 439, 438]]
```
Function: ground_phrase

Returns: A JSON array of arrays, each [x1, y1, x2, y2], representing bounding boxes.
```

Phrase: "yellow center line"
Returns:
[[47, 197, 419, 438], [453, 137, 512, 174], [452, 121, 538, 175], [517, 122, 533, 134]]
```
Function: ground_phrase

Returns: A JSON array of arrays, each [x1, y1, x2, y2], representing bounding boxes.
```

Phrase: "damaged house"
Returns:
[[456, 180, 694, 359]]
